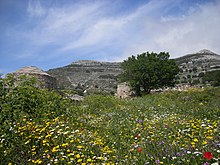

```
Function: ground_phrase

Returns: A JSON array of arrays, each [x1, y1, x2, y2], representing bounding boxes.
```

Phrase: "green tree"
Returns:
[[119, 52, 179, 95]]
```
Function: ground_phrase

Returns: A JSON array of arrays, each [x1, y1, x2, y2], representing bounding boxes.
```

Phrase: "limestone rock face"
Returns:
[[14, 66, 57, 89]]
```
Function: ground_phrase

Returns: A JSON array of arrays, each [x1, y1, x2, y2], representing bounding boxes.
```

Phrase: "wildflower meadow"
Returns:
[[0, 76, 219, 164]]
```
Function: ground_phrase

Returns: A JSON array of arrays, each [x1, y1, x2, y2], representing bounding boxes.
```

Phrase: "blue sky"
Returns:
[[1, 0, 220, 75]]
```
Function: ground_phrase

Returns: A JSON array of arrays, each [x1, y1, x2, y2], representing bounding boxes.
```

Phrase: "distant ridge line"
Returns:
[[196, 49, 217, 55]]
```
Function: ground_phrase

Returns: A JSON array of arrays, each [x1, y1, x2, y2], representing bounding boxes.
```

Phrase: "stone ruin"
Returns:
[[12, 66, 57, 90], [116, 82, 134, 98], [117, 82, 196, 97]]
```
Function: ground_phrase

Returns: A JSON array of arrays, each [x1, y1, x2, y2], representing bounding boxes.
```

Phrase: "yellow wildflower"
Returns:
[[87, 158, 92, 162], [62, 143, 69, 147], [36, 159, 42, 164], [76, 154, 81, 159], [77, 145, 83, 149], [52, 147, 59, 153]]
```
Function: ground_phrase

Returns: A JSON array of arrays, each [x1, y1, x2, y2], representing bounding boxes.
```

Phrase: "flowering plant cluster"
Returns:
[[0, 80, 220, 164]]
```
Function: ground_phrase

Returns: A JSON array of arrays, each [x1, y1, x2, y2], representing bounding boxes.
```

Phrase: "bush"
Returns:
[[0, 75, 75, 163], [203, 70, 220, 86], [1, 75, 71, 123]]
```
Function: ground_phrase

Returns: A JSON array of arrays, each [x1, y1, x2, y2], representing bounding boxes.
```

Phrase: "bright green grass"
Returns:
[[1, 87, 220, 165]]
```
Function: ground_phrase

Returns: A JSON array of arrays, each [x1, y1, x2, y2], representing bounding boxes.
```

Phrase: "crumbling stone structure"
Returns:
[[116, 82, 133, 98], [13, 66, 57, 90]]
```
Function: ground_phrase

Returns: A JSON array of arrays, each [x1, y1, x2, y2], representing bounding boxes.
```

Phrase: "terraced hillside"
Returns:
[[175, 49, 220, 85], [47, 60, 121, 94], [47, 49, 220, 93]]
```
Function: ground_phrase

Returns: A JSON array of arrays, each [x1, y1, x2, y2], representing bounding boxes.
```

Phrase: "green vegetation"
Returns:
[[120, 52, 179, 95], [203, 70, 220, 86], [0, 75, 220, 164]]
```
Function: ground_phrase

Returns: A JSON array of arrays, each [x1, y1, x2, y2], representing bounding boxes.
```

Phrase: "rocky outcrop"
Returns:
[[13, 66, 57, 89], [67, 94, 84, 101]]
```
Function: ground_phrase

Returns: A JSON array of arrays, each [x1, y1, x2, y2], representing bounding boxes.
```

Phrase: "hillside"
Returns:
[[47, 60, 121, 94], [47, 49, 220, 93], [175, 49, 220, 85]]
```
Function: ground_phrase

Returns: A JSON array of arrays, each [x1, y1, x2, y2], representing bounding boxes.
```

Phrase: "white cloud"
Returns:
[[27, 0, 46, 17], [15, 0, 220, 62], [155, 0, 220, 57], [24, 1, 107, 46], [61, 0, 177, 52], [62, 17, 126, 50], [118, 0, 220, 60]]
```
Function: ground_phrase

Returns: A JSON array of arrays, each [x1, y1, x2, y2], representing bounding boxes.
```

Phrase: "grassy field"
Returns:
[[1, 85, 220, 164]]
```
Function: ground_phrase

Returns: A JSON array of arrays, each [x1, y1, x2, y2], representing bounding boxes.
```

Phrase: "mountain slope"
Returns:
[[175, 49, 220, 84], [47, 60, 121, 94], [47, 49, 220, 93]]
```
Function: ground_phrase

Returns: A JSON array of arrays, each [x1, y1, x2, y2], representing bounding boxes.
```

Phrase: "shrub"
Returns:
[[0, 75, 75, 163]]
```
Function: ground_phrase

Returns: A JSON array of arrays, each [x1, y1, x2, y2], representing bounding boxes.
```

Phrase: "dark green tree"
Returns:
[[119, 52, 179, 95]]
